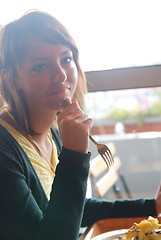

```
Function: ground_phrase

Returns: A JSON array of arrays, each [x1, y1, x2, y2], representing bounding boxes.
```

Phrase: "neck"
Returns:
[[2, 107, 57, 143], [27, 108, 57, 138], [1, 109, 54, 170]]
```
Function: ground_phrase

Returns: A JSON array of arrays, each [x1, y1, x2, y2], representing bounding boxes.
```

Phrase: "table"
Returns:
[[80, 216, 161, 240]]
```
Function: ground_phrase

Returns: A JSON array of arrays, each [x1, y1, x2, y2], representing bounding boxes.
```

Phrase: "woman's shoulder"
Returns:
[[0, 123, 14, 142], [0, 124, 26, 161]]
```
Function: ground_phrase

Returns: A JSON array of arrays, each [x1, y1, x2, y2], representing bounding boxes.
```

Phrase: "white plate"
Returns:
[[91, 229, 128, 240]]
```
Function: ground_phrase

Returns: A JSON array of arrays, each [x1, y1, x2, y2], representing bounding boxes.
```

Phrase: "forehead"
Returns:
[[21, 36, 71, 62]]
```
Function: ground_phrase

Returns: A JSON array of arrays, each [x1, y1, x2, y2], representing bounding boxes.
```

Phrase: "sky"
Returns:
[[0, 0, 161, 72]]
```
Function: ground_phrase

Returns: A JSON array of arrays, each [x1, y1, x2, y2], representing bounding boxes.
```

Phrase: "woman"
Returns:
[[0, 10, 160, 240]]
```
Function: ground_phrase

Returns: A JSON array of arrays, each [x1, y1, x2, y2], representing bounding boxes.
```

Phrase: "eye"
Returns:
[[62, 56, 73, 64], [32, 64, 47, 72]]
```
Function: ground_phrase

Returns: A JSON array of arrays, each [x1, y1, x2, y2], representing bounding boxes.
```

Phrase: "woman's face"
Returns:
[[16, 36, 78, 111]]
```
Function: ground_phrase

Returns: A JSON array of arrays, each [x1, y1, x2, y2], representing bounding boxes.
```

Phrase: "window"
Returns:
[[85, 85, 161, 199]]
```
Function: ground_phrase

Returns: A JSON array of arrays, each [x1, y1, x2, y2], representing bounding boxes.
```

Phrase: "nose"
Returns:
[[52, 64, 67, 83]]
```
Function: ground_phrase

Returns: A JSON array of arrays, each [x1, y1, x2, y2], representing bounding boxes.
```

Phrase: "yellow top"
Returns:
[[0, 118, 58, 200]]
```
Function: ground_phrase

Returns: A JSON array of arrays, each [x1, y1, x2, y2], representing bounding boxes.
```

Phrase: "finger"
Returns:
[[74, 113, 89, 122], [84, 118, 93, 129], [60, 110, 84, 125], [58, 102, 81, 120], [75, 114, 93, 127]]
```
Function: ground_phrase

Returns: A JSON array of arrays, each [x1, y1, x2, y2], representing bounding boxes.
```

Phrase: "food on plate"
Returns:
[[119, 216, 161, 240]]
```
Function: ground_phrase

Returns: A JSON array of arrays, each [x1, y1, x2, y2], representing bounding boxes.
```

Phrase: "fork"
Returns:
[[61, 100, 114, 168], [89, 134, 114, 168], [88, 135, 113, 168]]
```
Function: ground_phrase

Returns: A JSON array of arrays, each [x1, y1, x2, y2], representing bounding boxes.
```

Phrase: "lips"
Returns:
[[49, 84, 70, 95]]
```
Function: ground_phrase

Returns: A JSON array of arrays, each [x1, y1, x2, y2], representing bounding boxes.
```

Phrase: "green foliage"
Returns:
[[143, 102, 161, 117], [105, 108, 137, 122], [105, 101, 161, 124]]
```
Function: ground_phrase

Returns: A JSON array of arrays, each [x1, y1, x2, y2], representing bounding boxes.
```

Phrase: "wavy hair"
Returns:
[[0, 10, 87, 133]]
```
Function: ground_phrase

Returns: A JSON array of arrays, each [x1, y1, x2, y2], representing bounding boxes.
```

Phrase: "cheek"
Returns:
[[19, 76, 38, 94], [17, 71, 49, 94]]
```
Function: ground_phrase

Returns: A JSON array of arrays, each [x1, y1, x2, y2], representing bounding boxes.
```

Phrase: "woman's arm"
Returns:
[[81, 197, 157, 227], [52, 127, 158, 229]]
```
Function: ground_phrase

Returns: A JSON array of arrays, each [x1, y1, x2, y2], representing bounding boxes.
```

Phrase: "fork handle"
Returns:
[[89, 134, 98, 146]]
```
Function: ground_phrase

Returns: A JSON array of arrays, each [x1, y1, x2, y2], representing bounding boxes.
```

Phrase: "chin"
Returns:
[[51, 101, 65, 111]]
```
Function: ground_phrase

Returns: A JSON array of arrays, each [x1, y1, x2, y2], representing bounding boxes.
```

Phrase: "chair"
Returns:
[[89, 142, 131, 199]]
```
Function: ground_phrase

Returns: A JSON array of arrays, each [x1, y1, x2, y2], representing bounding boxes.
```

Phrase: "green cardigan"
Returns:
[[0, 125, 157, 240]]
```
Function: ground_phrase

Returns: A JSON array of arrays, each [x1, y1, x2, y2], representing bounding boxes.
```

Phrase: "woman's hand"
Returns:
[[155, 185, 161, 216], [57, 99, 93, 153]]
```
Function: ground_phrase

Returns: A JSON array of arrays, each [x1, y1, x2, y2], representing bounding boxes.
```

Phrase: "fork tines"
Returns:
[[98, 144, 113, 168]]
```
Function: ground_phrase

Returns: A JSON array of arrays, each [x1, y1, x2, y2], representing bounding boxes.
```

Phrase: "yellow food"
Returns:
[[120, 216, 161, 240]]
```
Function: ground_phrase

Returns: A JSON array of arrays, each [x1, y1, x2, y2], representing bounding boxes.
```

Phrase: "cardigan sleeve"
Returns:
[[81, 197, 157, 227], [0, 144, 91, 240], [51, 128, 158, 229]]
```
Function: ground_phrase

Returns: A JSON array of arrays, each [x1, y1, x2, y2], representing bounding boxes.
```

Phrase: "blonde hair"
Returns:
[[0, 10, 87, 133]]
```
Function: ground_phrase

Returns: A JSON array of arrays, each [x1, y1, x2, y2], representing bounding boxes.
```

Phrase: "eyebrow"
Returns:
[[60, 50, 72, 56], [30, 50, 72, 63]]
